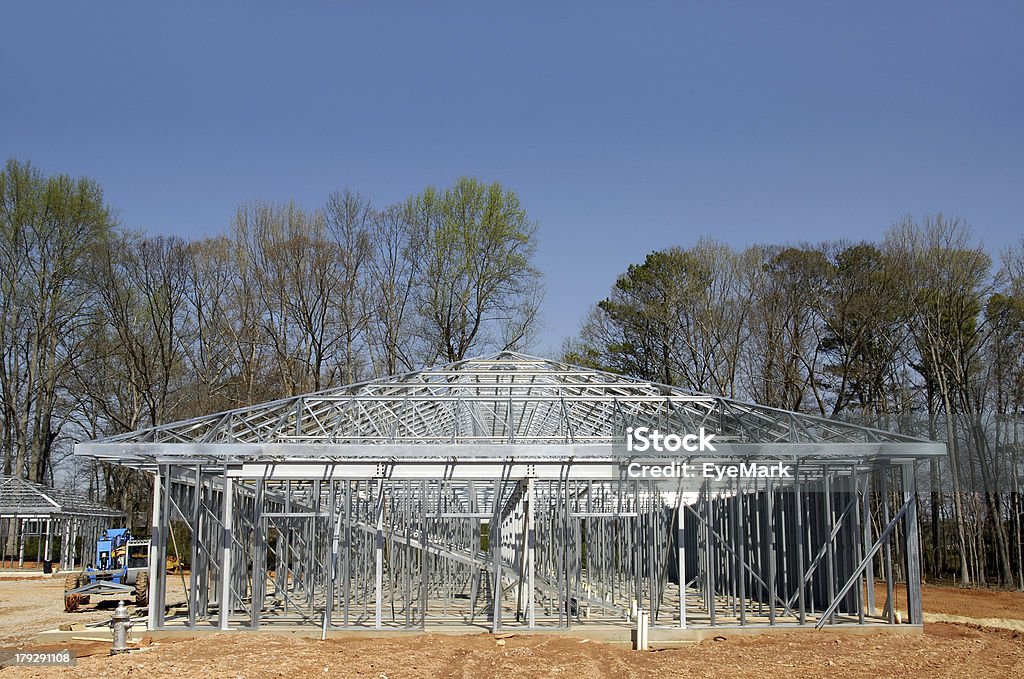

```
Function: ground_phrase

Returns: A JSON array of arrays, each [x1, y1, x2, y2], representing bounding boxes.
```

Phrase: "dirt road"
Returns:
[[0, 572, 188, 646], [0, 576, 117, 646]]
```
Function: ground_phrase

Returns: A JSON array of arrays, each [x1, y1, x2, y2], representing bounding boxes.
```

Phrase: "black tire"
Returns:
[[135, 571, 149, 608]]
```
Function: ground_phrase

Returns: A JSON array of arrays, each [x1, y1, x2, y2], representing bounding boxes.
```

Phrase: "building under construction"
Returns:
[[1, 475, 123, 572], [75, 352, 940, 635]]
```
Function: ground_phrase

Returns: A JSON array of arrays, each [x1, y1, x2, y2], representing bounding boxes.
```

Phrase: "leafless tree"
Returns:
[[365, 203, 419, 375], [0, 159, 113, 483]]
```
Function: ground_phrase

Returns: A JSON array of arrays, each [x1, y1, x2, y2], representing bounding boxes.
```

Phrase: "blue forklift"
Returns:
[[63, 528, 151, 612]]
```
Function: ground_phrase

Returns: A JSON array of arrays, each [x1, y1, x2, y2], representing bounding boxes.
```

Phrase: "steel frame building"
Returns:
[[0, 475, 124, 571], [75, 352, 941, 634]]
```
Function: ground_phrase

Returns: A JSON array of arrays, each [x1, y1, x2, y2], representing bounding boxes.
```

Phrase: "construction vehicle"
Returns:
[[63, 528, 151, 612], [165, 553, 182, 574]]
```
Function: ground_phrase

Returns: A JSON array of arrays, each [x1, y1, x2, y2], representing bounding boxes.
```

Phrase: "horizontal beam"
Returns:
[[76, 442, 945, 467]]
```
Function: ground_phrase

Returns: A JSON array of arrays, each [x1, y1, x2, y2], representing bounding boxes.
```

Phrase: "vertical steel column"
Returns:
[[218, 473, 234, 631], [251, 479, 266, 629], [862, 473, 876, 617], [71, 518, 79, 569], [704, 483, 716, 626], [880, 468, 895, 624], [419, 479, 428, 630], [526, 477, 536, 629], [677, 494, 685, 628], [491, 476, 504, 633], [200, 491, 212, 619], [325, 480, 337, 631], [766, 484, 777, 626], [157, 464, 170, 620], [3, 518, 10, 568], [632, 479, 641, 624], [794, 468, 806, 624], [147, 467, 163, 629], [646, 480, 656, 621], [902, 463, 923, 624], [188, 464, 202, 628], [61, 517, 72, 570], [306, 486, 317, 609], [343, 481, 352, 627], [736, 487, 746, 626], [851, 471, 865, 624], [823, 467, 837, 624], [35, 519, 42, 568], [374, 481, 384, 629]]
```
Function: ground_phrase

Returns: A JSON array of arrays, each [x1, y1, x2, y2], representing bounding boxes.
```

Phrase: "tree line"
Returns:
[[4, 157, 1022, 590], [565, 219, 1024, 588], [0, 158, 541, 520]]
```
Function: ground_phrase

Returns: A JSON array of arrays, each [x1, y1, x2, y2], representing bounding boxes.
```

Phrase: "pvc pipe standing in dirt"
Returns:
[[635, 609, 649, 651]]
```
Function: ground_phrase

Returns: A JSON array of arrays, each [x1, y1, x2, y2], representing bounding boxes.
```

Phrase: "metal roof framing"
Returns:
[[0, 475, 123, 519], [71, 353, 935, 635], [76, 351, 942, 469]]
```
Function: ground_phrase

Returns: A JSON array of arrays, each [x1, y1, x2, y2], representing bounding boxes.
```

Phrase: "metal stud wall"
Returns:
[[0, 475, 123, 571], [75, 353, 939, 633]]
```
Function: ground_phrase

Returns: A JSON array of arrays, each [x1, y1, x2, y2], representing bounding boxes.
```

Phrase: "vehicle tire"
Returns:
[[63, 574, 79, 612], [135, 571, 149, 608], [76, 575, 91, 605]]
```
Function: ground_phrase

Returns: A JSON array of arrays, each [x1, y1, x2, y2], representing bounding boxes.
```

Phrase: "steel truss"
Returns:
[[0, 475, 124, 571], [74, 353, 941, 633]]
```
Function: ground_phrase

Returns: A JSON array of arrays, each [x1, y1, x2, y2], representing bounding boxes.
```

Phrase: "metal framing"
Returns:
[[74, 352, 941, 633], [0, 475, 124, 571]]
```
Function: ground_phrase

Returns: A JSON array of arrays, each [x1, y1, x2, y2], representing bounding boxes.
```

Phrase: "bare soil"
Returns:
[[0, 572, 187, 646], [0, 576, 121, 646], [875, 582, 1024, 620], [1, 579, 1022, 678], [1, 624, 1022, 679]]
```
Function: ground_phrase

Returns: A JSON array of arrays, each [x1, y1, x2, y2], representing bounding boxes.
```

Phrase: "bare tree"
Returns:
[[365, 203, 419, 375], [233, 201, 345, 394], [884, 215, 991, 586], [746, 245, 832, 413], [68, 233, 193, 527], [993, 240, 1024, 588], [184, 236, 243, 414], [324, 189, 374, 385], [0, 159, 114, 482]]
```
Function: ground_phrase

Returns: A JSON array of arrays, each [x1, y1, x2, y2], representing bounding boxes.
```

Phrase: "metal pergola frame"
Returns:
[[0, 475, 124, 571], [74, 352, 942, 634]]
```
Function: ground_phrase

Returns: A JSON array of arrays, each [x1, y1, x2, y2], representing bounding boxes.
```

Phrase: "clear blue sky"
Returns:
[[3, 2, 1022, 353]]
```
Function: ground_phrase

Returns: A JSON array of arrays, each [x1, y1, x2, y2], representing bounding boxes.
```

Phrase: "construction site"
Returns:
[[68, 352, 941, 638], [0, 476, 123, 575]]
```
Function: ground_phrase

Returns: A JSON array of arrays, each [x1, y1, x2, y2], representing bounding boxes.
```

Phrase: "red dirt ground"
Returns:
[[2, 624, 1022, 679], [2, 581, 1023, 678], [875, 582, 1024, 620]]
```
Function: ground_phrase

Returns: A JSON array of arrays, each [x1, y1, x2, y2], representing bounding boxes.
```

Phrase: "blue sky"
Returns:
[[3, 2, 1022, 353]]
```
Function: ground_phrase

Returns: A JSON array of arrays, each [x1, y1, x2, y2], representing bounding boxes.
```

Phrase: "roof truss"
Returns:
[[76, 352, 942, 468]]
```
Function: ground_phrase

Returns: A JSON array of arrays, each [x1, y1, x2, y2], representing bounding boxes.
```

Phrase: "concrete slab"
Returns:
[[35, 621, 924, 647]]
